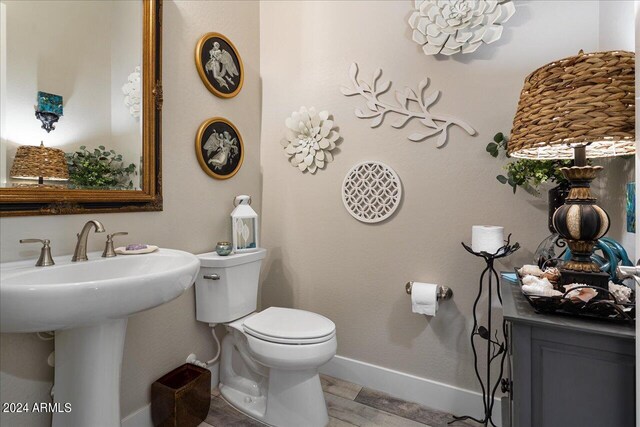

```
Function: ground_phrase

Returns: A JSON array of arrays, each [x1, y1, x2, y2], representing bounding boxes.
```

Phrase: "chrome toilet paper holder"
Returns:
[[405, 282, 453, 301]]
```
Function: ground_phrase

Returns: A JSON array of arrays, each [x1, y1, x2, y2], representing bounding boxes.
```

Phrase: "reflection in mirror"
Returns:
[[0, 0, 143, 190]]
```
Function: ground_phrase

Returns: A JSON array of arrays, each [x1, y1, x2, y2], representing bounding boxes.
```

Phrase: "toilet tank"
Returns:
[[195, 248, 266, 323]]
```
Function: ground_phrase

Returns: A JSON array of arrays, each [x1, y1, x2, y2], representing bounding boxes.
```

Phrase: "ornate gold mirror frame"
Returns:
[[0, 0, 163, 217]]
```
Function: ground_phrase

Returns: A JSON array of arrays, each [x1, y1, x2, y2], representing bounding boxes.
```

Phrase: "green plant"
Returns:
[[486, 132, 571, 195], [65, 145, 137, 189]]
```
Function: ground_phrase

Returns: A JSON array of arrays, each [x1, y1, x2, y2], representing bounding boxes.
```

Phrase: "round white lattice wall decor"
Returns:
[[342, 161, 402, 223]]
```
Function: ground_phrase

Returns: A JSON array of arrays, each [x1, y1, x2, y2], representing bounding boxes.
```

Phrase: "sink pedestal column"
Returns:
[[53, 318, 128, 427]]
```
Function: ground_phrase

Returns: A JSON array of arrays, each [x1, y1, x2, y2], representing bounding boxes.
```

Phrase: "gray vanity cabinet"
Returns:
[[501, 279, 635, 427]]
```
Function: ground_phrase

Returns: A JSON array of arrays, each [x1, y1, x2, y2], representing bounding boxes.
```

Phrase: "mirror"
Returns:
[[0, 0, 162, 216]]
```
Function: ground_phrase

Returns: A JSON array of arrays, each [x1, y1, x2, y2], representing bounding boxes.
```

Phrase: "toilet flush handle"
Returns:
[[203, 273, 220, 280]]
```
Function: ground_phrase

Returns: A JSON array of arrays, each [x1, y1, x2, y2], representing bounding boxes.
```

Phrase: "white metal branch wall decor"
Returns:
[[408, 0, 516, 56], [281, 106, 340, 174], [340, 63, 475, 147], [342, 161, 402, 224]]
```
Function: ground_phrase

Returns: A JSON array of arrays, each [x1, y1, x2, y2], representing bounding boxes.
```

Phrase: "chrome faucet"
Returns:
[[72, 220, 105, 262]]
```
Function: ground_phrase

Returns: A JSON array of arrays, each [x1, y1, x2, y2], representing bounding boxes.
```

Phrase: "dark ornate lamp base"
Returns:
[[552, 161, 610, 277]]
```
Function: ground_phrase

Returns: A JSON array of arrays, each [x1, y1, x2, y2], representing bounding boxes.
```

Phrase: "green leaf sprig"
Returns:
[[65, 145, 137, 190], [486, 132, 571, 196]]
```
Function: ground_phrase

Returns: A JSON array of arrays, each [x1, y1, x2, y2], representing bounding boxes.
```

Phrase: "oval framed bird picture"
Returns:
[[195, 32, 244, 98], [195, 117, 244, 180]]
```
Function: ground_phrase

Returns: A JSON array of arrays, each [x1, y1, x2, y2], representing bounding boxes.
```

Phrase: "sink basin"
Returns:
[[0, 248, 199, 427], [1, 248, 199, 333]]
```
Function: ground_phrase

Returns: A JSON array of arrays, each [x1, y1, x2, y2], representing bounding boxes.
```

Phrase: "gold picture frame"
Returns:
[[195, 117, 244, 180], [195, 32, 244, 99]]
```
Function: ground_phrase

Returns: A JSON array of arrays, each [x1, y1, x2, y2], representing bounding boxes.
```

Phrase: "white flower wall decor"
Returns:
[[409, 0, 516, 56], [281, 107, 340, 174], [122, 66, 141, 119], [340, 63, 475, 147]]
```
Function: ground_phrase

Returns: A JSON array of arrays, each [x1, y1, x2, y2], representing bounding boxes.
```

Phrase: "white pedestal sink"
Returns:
[[0, 248, 199, 427]]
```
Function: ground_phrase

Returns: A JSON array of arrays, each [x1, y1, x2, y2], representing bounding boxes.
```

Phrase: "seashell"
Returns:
[[563, 283, 598, 303], [522, 275, 553, 290], [521, 275, 560, 297], [541, 267, 561, 284], [522, 283, 562, 297], [519, 264, 544, 277], [608, 281, 632, 304]]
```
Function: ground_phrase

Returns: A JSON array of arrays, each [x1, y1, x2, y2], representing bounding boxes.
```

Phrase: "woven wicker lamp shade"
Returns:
[[10, 142, 69, 181], [508, 50, 635, 289], [509, 50, 635, 160]]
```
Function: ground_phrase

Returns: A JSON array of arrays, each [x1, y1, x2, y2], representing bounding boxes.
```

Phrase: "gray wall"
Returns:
[[258, 0, 633, 395]]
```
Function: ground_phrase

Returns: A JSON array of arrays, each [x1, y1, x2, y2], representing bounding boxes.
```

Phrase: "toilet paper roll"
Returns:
[[411, 282, 438, 316], [471, 225, 504, 254]]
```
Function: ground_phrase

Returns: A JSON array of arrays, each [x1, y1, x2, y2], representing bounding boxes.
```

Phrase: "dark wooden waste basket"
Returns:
[[151, 363, 211, 427]]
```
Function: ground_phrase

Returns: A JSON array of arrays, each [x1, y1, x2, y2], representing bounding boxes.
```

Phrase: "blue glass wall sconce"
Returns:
[[35, 91, 63, 133]]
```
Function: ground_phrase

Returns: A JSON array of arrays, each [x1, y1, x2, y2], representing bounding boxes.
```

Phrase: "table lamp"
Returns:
[[509, 50, 635, 288], [10, 141, 69, 185]]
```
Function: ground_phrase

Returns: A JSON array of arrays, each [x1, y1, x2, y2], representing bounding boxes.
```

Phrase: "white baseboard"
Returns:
[[121, 403, 152, 427], [320, 355, 502, 427], [122, 358, 500, 427]]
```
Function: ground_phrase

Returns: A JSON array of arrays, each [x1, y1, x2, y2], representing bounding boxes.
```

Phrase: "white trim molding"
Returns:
[[320, 355, 502, 427], [123, 357, 501, 426], [121, 404, 152, 427]]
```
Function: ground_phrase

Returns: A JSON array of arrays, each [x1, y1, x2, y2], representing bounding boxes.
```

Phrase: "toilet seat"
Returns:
[[243, 307, 336, 345], [244, 328, 336, 344]]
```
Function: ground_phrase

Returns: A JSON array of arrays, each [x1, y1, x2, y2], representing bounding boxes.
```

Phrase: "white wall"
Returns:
[[259, 0, 631, 402], [1, 1, 7, 185], [3, 1, 112, 157], [634, 1, 640, 417], [110, 0, 143, 188], [0, 1, 261, 426], [600, 0, 635, 52], [598, 0, 637, 260]]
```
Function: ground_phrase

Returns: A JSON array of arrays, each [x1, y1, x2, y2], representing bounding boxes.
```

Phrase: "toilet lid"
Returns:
[[243, 307, 336, 344]]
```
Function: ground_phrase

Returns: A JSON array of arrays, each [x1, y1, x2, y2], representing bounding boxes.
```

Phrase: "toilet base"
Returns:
[[219, 383, 267, 421], [220, 369, 328, 427], [265, 368, 328, 427]]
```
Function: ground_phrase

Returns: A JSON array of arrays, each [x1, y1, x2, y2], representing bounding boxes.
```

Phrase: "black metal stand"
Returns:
[[449, 235, 519, 427]]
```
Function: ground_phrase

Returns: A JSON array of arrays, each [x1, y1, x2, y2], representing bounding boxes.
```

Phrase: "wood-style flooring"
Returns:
[[198, 374, 477, 427]]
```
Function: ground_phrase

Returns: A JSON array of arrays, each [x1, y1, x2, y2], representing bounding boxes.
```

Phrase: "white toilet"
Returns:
[[195, 248, 337, 427]]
